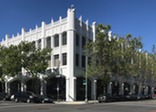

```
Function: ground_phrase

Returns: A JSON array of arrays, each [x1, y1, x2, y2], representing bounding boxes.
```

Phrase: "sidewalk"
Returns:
[[54, 100, 98, 105]]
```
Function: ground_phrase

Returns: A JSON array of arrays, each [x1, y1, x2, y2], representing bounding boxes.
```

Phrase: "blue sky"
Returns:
[[0, 0, 156, 52]]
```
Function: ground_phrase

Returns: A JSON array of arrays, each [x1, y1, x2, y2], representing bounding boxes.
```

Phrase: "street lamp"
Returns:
[[85, 52, 89, 104], [55, 59, 60, 102], [54, 67, 60, 102]]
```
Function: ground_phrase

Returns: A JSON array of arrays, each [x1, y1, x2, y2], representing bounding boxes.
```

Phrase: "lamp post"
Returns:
[[56, 59, 60, 102], [85, 52, 88, 104]]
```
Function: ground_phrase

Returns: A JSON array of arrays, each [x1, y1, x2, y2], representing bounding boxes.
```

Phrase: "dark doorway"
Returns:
[[46, 76, 66, 101], [10, 80, 21, 94], [26, 78, 40, 95], [112, 81, 119, 95]]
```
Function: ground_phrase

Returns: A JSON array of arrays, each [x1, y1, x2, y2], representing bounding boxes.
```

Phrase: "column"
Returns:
[[107, 82, 112, 94], [79, 16, 82, 67], [59, 16, 62, 65], [21, 81, 26, 92], [138, 83, 142, 95], [59, 33, 62, 65], [91, 79, 97, 100], [21, 28, 25, 41], [40, 75, 47, 96], [5, 34, 9, 47], [41, 21, 45, 49], [66, 77, 76, 101], [5, 81, 8, 93], [130, 84, 133, 94], [7, 82, 10, 94], [66, 7, 76, 101], [119, 82, 124, 95], [92, 22, 96, 42]]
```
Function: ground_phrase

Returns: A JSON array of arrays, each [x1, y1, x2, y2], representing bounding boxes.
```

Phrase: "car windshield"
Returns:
[[26, 92, 36, 96]]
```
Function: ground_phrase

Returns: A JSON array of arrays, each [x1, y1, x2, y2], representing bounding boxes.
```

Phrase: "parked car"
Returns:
[[98, 94, 115, 103], [0, 92, 11, 101], [0, 92, 6, 100], [114, 94, 127, 101], [125, 94, 141, 101], [39, 96, 54, 103], [14, 91, 43, 103]]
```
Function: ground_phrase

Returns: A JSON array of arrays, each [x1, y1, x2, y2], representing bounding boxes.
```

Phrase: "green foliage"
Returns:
[[0, 41, 51, 79], [18, 41, 51, 77], [85, 23, 153, 86], [0, 45, 22, 77]]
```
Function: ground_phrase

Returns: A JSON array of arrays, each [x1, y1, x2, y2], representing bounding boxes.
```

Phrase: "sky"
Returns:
[[0, 0, 156, 52]]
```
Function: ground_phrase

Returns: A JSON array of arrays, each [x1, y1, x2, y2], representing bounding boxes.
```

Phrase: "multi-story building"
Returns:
[[0, 7, 97, 101], [0, 7, 154, 102]]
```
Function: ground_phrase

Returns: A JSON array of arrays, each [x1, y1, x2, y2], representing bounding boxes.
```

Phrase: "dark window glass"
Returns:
[[38, 39, 41, 49], [46, 37, 51, 48], [82, 36, 86, 48], [76, 54, 79, 66], [62, 32, 67, 45], [62, 53, 67, 65], [76, 34, 79, 46], [82, 55, 85, 68], [32, 41, 35, 48], [54, 35, 59, 47]]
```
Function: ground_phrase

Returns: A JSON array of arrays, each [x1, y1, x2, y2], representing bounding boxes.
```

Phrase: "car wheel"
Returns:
[[15, 98, 19, 103], [98, 101, 102, 103], [27, 99, 31, 103], [42, 100, 44, 103], [3, 98, 6, 101]]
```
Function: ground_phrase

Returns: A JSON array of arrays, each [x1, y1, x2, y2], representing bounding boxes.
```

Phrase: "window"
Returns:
[[38, 39, 41, 49], [54, 35, 59, 47], [46, 37, 51, 48], [62, 32, 67, 45], [82, 55, 85, 68], [82, 36, 86, 48], [62, 53, 67, 65], [32, 41, 36, 48], [54, 54, 59, 66], [76, 34, 79, 46], [75, 54, 79, 66]]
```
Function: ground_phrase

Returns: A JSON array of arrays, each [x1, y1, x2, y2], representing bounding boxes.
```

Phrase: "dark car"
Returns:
[[0, 92, 6, 100], [0, 92, 11, 101], [114, 94, 127, 101], [14, 91, 42, 103], [40, 96, 54, 103], [98, 94, 115, 103], [123, 93, 141, 101]]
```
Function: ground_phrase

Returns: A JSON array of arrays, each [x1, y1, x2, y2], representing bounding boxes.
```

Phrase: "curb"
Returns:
[[54, 100, 98, 105]]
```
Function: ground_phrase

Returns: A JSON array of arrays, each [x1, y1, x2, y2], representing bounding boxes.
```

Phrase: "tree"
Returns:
[[0, 45, 22, 77], [86, 24, 112, 94], [0, 42, 51, 93], [18, 41, 51, 77], [86, 24, 144, 94]]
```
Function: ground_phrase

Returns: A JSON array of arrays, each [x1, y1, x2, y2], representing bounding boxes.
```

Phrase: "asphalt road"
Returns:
[[0, 100, 156, 112]]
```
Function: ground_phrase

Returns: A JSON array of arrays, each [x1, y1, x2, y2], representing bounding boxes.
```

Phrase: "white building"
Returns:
[[0, 7, 97, 101]]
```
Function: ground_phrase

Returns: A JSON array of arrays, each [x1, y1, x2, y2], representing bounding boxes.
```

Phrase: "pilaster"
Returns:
[[5, 34, 9, 47], [21, 28, 25, 41], [66, 7, 76, 101], [41, 21, 46, 49]]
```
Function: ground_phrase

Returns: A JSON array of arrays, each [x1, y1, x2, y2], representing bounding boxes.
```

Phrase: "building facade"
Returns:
[[0, 7, 155, 101], [0, 7, 97, 101]]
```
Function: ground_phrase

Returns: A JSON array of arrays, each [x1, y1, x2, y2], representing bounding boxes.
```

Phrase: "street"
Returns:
[[0, 100, 156, 112]]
